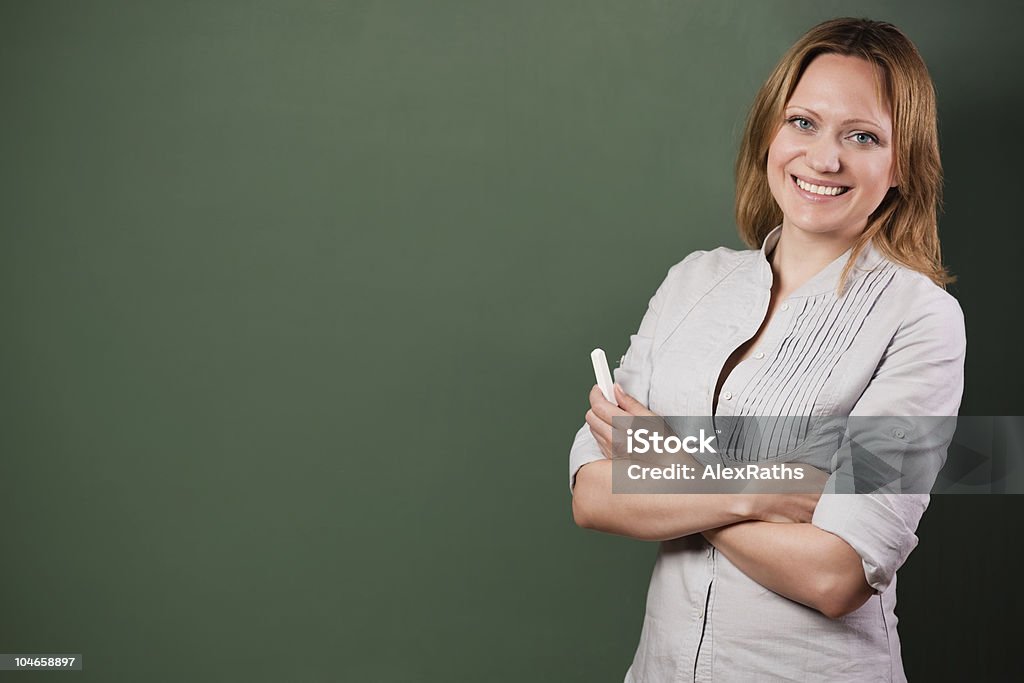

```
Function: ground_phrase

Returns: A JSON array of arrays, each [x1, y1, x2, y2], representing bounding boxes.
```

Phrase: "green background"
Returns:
[[2, 1, 1021, 680]]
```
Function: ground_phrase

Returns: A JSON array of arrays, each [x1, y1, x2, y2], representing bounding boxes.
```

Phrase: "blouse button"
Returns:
[[723, 391, 733, 401], [754, 352, 765, 360], [893, 429, 906, 439], [781, 303, 790, 312]]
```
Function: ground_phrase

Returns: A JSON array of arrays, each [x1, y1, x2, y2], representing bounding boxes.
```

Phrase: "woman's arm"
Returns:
[[703, 521, 874, 618], [572, 459, 819, 541], [574, 384, 822, 540]]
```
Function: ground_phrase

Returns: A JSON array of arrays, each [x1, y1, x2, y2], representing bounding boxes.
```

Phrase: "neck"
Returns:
[[769, 223, 863, 295]]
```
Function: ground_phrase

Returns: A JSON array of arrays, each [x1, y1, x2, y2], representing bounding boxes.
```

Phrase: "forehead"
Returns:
[[787, 53, 892, 128]]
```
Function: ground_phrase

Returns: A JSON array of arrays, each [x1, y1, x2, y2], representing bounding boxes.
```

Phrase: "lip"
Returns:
[[790, 174, 852, 202], [791, 173, 849, 189]]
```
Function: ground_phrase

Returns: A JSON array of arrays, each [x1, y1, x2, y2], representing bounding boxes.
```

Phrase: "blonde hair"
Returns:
[[735, 17, 952, 291]]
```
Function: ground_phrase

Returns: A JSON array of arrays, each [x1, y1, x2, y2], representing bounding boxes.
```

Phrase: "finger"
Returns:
[[593, 426, 613, 457], [585, 411, 606, 444], [585, 409, 612, 445], [589, 384, 622, 425], [614, 383, 654, 416], [592, 430, 612, 458], [614, 382, 637, 409]]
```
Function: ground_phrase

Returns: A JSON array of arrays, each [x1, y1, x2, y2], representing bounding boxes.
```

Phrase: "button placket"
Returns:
[[755, 297, 799, 368], [716, 290, 783, 415]]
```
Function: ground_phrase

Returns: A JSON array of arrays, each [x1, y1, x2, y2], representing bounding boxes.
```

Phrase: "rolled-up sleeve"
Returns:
[[568, 253, 704, 493], [812, 286, 966, 593], [812, 491, 928, 593]]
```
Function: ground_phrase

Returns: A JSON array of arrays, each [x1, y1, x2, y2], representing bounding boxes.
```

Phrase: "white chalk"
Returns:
[[591, 348, 617, 405]]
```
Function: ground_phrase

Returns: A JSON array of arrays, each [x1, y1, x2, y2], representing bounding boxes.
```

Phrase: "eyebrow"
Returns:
[[786, 106, 885, 129]]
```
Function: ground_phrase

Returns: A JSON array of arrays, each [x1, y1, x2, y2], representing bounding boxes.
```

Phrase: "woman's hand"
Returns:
[[585, 384, 656, 459], [744, 491, 822, 524], [741, 464, 829, 523]]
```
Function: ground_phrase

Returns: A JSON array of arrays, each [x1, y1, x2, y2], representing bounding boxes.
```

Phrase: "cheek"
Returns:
[[766, 131, 795, 170], [766, 134, 796, 200], [862, 155, 896, 194]]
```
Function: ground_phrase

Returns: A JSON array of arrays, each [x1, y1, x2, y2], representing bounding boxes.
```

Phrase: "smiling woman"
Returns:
[[569, 17, 965, 683]]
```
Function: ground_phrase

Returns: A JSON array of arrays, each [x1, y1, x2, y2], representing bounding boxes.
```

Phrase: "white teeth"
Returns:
[[794, 176, 848, 196]]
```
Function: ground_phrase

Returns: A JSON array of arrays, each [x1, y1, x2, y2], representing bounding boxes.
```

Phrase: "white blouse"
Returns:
[[568, 226, 967, 682]]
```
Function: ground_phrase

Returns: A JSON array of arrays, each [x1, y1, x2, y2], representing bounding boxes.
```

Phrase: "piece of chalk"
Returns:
[[591, 348, 617, 405]]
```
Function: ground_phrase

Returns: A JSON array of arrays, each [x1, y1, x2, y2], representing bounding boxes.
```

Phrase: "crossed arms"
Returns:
[[572, 385, 874, 619]]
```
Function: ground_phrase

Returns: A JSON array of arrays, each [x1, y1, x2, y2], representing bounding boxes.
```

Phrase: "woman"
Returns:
[[568, 18, 965, 682]]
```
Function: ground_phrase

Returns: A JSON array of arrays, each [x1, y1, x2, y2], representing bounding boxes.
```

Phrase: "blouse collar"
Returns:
[[757, 224, 887, 297]]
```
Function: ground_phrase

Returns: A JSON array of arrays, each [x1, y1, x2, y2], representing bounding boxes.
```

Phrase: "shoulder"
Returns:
[[879, 262, 966, 350], [888, 265, 964, 329], [661, 244, 756, 288]]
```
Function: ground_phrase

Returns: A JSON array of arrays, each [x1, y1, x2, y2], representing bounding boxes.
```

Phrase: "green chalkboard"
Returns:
[[2, 1, 1021, 680]]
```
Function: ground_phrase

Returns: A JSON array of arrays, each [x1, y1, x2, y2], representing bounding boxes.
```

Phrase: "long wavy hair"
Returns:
[[735, 17, 952, 291]]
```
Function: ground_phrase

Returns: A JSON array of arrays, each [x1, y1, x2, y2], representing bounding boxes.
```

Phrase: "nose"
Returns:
[[805, 136, 841, 174]]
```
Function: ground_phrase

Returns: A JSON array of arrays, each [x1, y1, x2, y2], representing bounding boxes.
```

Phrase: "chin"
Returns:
[[787, 216, 861, 237], [792, 221, 845, 234]]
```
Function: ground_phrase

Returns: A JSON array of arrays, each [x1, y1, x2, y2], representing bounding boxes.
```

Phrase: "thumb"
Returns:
[[614, 383, 640, 409], [615, 383, 656, 416]]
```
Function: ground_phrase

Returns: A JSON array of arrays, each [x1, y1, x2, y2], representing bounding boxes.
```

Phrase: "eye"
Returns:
[[850, 132, 880, 146], [788, 116, 814, 131]]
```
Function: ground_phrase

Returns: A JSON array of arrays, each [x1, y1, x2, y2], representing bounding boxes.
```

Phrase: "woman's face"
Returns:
[[766, 53, 895, 242]]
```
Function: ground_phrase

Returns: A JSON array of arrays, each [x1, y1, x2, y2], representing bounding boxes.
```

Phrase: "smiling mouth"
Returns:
[[792, 175, 851, 197]]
